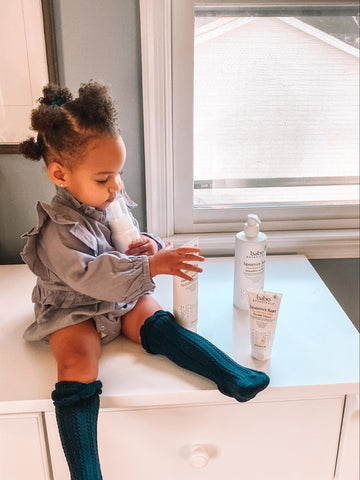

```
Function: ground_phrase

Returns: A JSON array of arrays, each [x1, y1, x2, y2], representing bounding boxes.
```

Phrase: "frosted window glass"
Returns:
[[193, 14, 359, 207]]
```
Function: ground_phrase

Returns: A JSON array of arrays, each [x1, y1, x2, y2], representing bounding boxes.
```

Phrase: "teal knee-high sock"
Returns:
[[140, 311, 270, 402], [51, 380, 103, 480]]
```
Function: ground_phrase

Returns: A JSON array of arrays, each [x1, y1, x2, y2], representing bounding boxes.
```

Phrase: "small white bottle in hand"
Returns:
[[109, 197, 140, 253]]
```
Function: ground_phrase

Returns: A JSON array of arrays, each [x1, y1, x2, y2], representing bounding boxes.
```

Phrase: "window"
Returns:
[[140, 0, 359, 257]]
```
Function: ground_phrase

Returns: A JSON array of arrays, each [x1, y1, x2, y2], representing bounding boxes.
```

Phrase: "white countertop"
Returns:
[[0, 255, 358, 413]]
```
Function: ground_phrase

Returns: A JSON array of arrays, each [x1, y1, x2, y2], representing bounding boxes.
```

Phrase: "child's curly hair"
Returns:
[[19, 81, 120, 168]]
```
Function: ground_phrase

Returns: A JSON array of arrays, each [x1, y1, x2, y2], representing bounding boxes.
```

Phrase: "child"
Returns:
[[20, 81, 270, 480]]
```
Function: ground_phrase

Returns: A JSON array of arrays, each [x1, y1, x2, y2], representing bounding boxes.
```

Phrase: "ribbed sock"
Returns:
[[140, 310, 270, 402], [51, 380, 103, 480]]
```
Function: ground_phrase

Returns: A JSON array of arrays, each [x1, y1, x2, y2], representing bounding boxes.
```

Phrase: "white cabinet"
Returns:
[[335, 394, 360, 480], [0, 413, 50, 480], [0, 258, 358, 480], [46, 397, 344, 480]]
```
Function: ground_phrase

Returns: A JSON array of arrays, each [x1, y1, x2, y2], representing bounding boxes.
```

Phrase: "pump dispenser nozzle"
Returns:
[[244, 214, 260, 238]]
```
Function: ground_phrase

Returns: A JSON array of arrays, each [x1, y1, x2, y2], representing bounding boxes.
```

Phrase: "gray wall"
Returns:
[[0, 0, 358, 331]]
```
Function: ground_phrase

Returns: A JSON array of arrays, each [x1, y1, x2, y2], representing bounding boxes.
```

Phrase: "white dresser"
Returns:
[[0, 256, 358, 480]]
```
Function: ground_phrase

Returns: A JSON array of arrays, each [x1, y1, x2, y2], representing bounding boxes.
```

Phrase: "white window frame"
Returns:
[[139, 0, 360, 258]]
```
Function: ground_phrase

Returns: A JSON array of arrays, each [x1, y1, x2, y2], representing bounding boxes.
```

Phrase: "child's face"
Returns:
[[63, 135, 126, 210]]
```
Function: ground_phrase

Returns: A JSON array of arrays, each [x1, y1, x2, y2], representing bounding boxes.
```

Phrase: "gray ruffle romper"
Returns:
[[21, 187, 164, 344]]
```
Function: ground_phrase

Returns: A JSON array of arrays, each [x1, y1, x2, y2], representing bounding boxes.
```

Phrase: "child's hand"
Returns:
[[125, 235, 159, 257], [148, 242, 205, 280]]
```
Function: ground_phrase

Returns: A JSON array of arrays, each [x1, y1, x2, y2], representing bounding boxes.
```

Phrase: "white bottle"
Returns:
[[109, 197, 140, 253], [233, 214, 267, 310]]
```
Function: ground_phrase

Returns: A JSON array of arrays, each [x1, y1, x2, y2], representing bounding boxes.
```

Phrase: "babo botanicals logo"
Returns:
[[255, 293, 273, 303], [248, 249, 265, 258]]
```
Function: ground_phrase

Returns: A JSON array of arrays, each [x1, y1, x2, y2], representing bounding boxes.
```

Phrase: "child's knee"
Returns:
[[49, 321, 101, 383], [122, 295, 162, 343], [57, 349, 100, 383]]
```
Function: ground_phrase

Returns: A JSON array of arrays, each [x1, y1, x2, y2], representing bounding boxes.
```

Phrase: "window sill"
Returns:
[[165, 229, 360, 259]]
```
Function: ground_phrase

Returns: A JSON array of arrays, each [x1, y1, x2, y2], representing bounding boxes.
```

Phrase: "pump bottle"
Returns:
[[233, 214, 267, 310], [109, 197, 140, 253]]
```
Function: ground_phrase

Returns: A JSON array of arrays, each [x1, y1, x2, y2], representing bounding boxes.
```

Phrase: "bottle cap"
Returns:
[[244, 214, 260, 238], [110, 197, 127, 220], [109, 197, 133, 232]]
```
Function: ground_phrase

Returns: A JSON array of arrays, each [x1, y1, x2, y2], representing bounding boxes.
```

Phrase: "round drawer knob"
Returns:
[[188, 445, 209, 468]]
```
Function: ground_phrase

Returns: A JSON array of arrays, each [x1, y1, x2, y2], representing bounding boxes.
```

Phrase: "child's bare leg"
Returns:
[[121, 294, 162, 343], [49, 319, 101, 383], [49, 320, 103, 480]]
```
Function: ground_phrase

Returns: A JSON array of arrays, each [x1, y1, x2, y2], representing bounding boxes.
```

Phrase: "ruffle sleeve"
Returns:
[[21, 202, 156, 305]]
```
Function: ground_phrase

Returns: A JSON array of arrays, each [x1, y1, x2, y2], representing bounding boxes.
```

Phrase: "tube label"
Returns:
[[247, 289, 282, 360], [173, 238, 199, 331]]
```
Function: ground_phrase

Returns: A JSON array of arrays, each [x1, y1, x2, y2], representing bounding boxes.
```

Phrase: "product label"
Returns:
[[248, 290, 283, 360], [174, 273, 198, 329], [243, 247, 266, 277], [251, 330, 272, 349], [173, 238, 199, 331], [234, 242, 266, 308], [249, 292, 280, 325]]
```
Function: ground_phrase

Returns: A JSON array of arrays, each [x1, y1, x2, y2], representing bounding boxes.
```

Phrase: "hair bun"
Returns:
[[39, 84, 73, 107], [31, 105, 72, 149], [66, 80, 118, 131], [18, 137, 42, 161]]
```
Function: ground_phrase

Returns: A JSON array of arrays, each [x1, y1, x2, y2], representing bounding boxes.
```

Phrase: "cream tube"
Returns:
[[247, 289, 282, 360], [173, 238, 199, 331]]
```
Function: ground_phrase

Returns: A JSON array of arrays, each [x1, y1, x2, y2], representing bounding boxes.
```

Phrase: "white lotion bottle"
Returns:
[[109, 197, 140, 253], [233, 214, 267, 310], [173, 238, 199, 331]]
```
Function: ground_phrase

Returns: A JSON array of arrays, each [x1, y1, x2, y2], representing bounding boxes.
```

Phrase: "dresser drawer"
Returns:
[[46, 396, 343, 480], [0, 413, 50, 480]]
